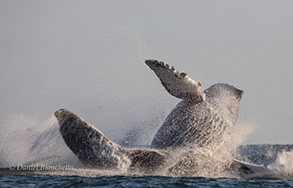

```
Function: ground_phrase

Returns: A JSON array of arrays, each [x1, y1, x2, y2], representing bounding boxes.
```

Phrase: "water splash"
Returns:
[[0, 92, 255, 178], [267, 150, 293, 179], [0, 114, 82, 168], [1, 112, 293, 179]]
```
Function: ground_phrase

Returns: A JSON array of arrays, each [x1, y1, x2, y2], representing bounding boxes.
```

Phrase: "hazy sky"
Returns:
[[1, 0, 293, 144]]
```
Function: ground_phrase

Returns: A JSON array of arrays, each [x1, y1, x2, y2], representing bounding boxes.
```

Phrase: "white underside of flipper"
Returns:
[[145, 60, 205, 103], [231, 159, 278, 179]]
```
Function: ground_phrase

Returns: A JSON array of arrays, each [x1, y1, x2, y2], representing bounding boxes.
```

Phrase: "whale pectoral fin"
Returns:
[[231, 159, 274, 178], [55, 109, 167, 172], [55, 109, 126, 169], [145, 60, 205, 103]]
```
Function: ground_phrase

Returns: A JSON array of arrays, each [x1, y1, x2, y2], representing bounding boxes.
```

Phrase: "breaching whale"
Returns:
[[55, 60, 267, 177]]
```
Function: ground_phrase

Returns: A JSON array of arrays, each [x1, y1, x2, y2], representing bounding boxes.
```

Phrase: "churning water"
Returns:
[[1, 112, 293, 187]]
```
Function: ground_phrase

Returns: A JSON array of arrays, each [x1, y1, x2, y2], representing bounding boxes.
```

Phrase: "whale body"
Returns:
[[54, 60, 266, 177]]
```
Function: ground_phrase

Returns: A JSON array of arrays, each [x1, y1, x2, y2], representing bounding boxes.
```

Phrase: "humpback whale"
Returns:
[[146, 60, 243, 160], [55, 60, 266, 177]]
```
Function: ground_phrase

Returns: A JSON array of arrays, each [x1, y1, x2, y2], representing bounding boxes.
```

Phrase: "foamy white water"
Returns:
[[267, 151, 293, 179]]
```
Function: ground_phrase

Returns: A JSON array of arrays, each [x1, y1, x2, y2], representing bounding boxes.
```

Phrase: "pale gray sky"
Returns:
[[1, 0, 293, 144]]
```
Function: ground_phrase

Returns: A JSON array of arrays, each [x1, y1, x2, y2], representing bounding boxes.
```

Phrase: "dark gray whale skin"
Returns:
[[145, 60, 244, 150], [54, 60, 265, 177], [55, 109, 167, 173], [151, 83, 244, 150]]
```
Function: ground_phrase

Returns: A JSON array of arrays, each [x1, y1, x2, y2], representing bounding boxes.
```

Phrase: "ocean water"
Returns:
[[1, 175, 293, 188], [1, 164, 293, 188]]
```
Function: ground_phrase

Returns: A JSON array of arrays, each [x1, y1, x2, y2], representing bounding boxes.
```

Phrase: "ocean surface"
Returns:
[[1, 175, 293, 188], [1, 145, 293, 187]]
